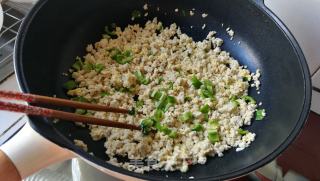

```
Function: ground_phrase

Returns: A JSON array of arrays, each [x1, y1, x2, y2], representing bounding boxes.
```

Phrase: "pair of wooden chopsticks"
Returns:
[[0, 90, 140, 130]]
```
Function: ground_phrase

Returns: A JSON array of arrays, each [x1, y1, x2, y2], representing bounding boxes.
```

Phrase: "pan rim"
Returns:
[[14, 0, 312, 180]]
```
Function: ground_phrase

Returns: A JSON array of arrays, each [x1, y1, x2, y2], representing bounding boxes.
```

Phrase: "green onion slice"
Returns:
[[192, 124, 204, 132], [238, 128, 249, 135], [94, 64, 105, 73], [111, 48, 133, 64], [153, 109, 164, 121], [191, 75, 202, 89], [200, 80, 215, 98], [179, 111, 193, 122], [200, 104, 210, 113], [135, 100, 144, 109], [100, 92, 110, 97], [63, 80, 77, 90], [75, 108, 87, 115], [140, 118, 154, 135], [242, 95, 256, 104], [255, 109, 266, 120], [132, 10, 142, 19], [134, 70, 150, 85], [208, 131, 220, 144]]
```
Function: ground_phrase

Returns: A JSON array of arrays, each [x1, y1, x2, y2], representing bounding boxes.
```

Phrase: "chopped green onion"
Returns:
[[156, 92, 168, 110], [118, 87, 133, 93], [184, 96, 192, 102], [242, 76, 251, 81], [230, 95, 240, 107], [164, 96, 176, 111], [94, 64, 105, 73], [83, 63, 94, 71], [192, 124, 204, 132], [75, 109, 86, 115], [72, 57, 83, 71], [191, 75, 202, 89], [156, 77, 164, 84], [147, 119, 177, 139], [135, 100, 144, 109], [104, 25, 116, 37], [231, 100, 240, 107], [179, 111, 193, 122], [208, 131, 220, 144], [140, 118, 154, 135], [181, 9, 186, 16], [134, 70, 150, 85], [166, 96, 176, 104], [200, 104, 210, 113], [167, 81, 174, 90], [238, 128, 249, 135], [85, 112, 93, 116], [200, 80, 215, 98], [150, 90, 163, 101], [100, 92, 110, 97], [91, 99, 98, 104], [160, 125, 172, 135], [63, 80, 77, 90], [168, 131, 177, 138], [242, 95, 256, 104], [132, 10, 142, 19], [71, 96, 88, 102], [154, 120, 162, 131], [153, 109, 164, 121], [111, 48, 133, 64], [156, 23, 163, 32], [203, 113, 209, 122], [128, 107, 136, 115], [255, 109, 266, 120], [208, 119, 219, 130], [230, 95, 238, 101]]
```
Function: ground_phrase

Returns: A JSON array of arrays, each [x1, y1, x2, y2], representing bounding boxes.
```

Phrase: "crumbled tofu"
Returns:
[[189, 10, 194, 16], [53, 118, 59, 123], [226, 27, 234, 40], [143, 4, 148, 10], [61, 72, 68, 76], [201, 13, 208, 18], [74, 139, 88, 152], [68, 18, 262, 174], [175, 8, 179, 12], [252, 69, 261, 90]]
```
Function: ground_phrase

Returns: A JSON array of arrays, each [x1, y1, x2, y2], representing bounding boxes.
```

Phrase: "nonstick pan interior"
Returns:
[[15, 0, 311, 180]]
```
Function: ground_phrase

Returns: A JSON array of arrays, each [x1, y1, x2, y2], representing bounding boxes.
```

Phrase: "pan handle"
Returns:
[[0, 121, 75, 180]]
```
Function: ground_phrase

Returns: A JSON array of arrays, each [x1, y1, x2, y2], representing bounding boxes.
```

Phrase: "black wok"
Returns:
[[10, 0, 311, 180]]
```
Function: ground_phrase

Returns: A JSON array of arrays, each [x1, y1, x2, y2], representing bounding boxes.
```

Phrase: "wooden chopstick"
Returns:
[[0, 100, 140, 130], [0, 90, 130, 114]]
